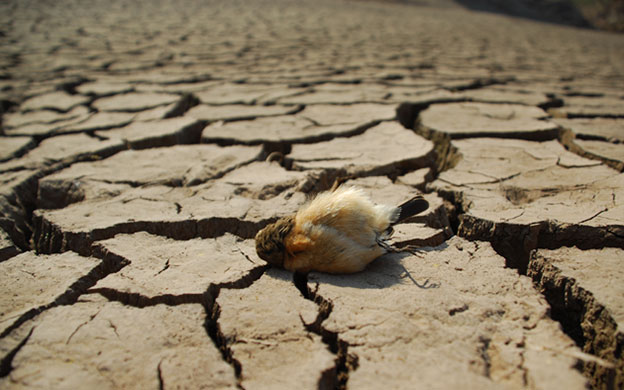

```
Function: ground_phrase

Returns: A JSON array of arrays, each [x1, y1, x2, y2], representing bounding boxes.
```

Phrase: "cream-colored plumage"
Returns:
[[283, 187, 399, 273], [255, 185, 429, 274]]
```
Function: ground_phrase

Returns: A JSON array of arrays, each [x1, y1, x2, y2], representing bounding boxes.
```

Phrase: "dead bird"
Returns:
[[255, 186, 429, 274]]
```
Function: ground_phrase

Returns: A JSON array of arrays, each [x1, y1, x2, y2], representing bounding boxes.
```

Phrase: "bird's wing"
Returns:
[[296, 186, 395, 246], [284, 223, 385, 274]]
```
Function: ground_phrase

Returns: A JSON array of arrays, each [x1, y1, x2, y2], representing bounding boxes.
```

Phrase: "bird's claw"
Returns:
[[414, 278, 440, 289]]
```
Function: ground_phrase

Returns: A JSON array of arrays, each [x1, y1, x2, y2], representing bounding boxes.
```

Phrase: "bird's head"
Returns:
[[254, 216, 295, 267]]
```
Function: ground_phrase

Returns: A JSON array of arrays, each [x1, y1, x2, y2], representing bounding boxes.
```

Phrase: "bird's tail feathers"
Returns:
[[395, 195, 429, 223]]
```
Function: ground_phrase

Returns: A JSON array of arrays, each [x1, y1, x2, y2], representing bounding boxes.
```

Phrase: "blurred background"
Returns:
[[572, 0, 624, 31], [369, 0, 624, 32]]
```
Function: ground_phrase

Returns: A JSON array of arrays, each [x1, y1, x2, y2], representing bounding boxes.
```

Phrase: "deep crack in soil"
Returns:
[[204, 266, 269, 387], [294, 272, 358, 390], [399, 104, 623, 389]]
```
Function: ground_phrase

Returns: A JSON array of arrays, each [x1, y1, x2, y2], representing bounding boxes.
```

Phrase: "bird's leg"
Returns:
[[400, 265, 440, 289], [378, 237, 426, 258], [398, 245, 426, 258], [376, 237, 397, 253]]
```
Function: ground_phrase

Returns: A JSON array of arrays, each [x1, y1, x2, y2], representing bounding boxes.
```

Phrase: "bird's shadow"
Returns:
[[304, 243, 447, 290]]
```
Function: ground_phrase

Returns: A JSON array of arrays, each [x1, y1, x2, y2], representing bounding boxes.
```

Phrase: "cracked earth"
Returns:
[[1, 0, 623, 389]]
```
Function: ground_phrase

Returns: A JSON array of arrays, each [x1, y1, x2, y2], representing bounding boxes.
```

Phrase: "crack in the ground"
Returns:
[[0, 327, 33, 378], [576, 208, 609, 224], [456, 211, 624, 273], [538, 94, 565, 111], [444, 76, 515, 92], [214, 104, 305, 123], [564, 113, 624, 120], [86, 288, 208, 308], [0, 252, 128, 339], [76, 153, 262, 191], [395, 102, 623, 389], [79, 229, 271, 384], [293, 272, 358, 390], [528, 252, 621, 390], [65, 308, 102, 344], [559, 129, 624, 172], [518, 335, 529, 387], [234, 247, 257, 264], [0, 238, 131, 380], [203, 265, 268, 388], [155, 259, 171, 276], [33, 215, 267, 256], [0, 143, 134, 255], [429, 188, 623, 389], [82, 250, 269, 388], [0, 175, 41, 253], [84, 130, 110, 141], [0, 138, 36, 163], [2, 111, 86, 132], [163, 93, 200, 119], [107, 319, 120, 339], [203, 119, 383, 150], [156, 359, 165, 390]]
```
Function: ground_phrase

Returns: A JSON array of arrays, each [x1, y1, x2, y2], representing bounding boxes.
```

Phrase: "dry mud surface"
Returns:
[[1, 0, 623, 389]]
